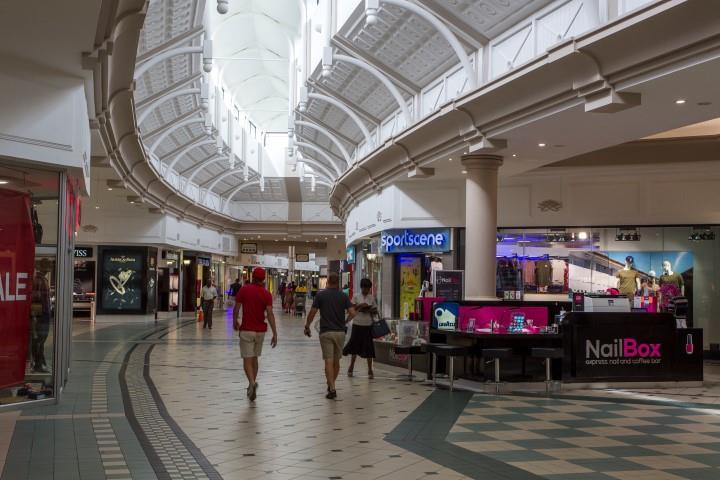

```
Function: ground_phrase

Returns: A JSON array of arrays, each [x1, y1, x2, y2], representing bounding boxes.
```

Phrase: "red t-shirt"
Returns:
[[236, 283, 273, 332]]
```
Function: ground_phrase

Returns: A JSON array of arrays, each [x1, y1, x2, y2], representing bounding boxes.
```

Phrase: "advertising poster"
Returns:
[[101, 252, 143, 311], [73, 261, 95, 294], [434, 270, 464, 301], [0, 189, 36, 388], [398, 255, 421, 318]]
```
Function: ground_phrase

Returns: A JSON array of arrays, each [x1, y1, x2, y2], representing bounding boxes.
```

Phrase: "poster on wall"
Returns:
[[0, 189, 36, 389], [398, 255, 421, 319], [434, 270, 464, 301], [101, 252, 143, 311], [73, 261, 95, 294]]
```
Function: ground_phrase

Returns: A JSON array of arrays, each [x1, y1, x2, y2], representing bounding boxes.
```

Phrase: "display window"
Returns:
[[0, 164, 62, 406], [492, 227, 719, 345]]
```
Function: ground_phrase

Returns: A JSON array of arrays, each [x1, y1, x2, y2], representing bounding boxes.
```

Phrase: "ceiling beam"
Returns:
[[409, 1, 488, 48], [141, 108, 202, 139], [158, 134, 206, 161], [331, 36, 420, 95], [307, 79, 381, 127], [296, 110, 358, 147], [136, 25, 205, 64], [296, 132, 346, 165], [135, 72, 202, 109]]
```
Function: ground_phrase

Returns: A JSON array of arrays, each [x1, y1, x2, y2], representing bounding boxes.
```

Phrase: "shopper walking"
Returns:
[[343, 278, 377, 378], [304, 273, 356, 399], [200, 279, 218, 329], [233, 267, 278, 402]]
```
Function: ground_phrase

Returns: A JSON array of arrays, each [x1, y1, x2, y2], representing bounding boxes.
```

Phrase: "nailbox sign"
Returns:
[[0, 189, 36, 389], [381, 228, 450, 253], [585, 338, 662, 367], [569, 313, 677, 382]]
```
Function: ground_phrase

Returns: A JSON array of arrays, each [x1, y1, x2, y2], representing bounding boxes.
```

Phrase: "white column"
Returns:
[[462, 154, 503, 300]]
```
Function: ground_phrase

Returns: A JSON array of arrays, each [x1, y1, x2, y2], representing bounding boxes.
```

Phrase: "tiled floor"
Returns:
[[4, 308, 720, 480]]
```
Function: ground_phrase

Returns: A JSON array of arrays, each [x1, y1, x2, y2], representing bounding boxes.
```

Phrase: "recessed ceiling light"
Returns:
[[675, 99, 686, 104], [461, 170, 467, 174], [129, 201, 135, 204], [538, 143, 546, 147], [512, 154, 517, 157], [107, 187, 113, 191], [95, 206, 100, 209], [448, 157, 453, 162], [0, 180, 8, 185]]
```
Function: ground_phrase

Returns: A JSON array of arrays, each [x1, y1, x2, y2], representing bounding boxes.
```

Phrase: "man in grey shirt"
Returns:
[[304, 273, 356, 399]]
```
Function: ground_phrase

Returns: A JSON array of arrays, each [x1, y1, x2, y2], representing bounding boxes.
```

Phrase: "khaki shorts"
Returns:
[[239, 331, 265, 358], [319, 331, 346, 361]]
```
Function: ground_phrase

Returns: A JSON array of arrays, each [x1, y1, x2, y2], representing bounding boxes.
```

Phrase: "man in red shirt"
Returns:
[[232, 267, 278, 401]]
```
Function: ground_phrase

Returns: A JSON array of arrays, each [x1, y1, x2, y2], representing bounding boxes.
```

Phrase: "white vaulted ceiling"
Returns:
[[209, 0, 302, 132]]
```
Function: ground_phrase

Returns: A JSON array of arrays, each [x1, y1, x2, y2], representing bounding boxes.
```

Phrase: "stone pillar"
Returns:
[[462, 154, 503, 300]]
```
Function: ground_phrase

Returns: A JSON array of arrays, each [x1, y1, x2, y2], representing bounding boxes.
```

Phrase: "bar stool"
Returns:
[[393, 345, 425, 380], [424, 342, 449, 382], [531, 347, 564, 392], [427, 344, 468, 391], [481, 348, 512, 393]]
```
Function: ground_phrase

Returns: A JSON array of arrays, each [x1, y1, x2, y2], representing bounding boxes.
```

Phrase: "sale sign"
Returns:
[[0, 189, 35, 389]]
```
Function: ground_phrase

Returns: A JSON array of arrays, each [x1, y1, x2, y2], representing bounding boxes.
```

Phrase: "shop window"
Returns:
[[0, 164, 60, 405], [495, 227, 720, 348]]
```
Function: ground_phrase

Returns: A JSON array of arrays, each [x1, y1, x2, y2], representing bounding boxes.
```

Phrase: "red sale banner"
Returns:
[[0, 189, 36, 389]]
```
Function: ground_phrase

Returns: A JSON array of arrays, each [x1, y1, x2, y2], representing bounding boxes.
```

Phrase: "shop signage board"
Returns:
[[197, 257, 211, 267], [434, 270, 463, 301], [0, 190, 36, 388], [240, 243, 258, 254], [346, 245, 355, 264], [296, 253, 310, 262], [74, 247, 93, 258], [564, 312, 703, 382], [381, 228, 450, 253]]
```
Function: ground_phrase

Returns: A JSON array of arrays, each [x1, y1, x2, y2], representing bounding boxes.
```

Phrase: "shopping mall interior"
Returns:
[[2, 1, 720, 479]]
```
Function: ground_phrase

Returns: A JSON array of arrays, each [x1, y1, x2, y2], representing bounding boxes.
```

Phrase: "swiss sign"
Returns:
[[0, 189, 36, 389]]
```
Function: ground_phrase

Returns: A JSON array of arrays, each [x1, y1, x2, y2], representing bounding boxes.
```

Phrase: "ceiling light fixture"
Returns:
[[538, 143, 546, 147], [0, 180, 8, 184], [95, 206, 100, 210], [675, 99, 686, 104], [107, 187, 113, 191], [512, 154, 517, 157], [578, 231, 588, 240], [448, 157, 453, 162], [461, 170, 467, 174]]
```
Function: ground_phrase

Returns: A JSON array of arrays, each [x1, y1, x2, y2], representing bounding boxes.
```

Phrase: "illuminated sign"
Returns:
[[74, 247, 93, 258], [381, 228, 450, 253]]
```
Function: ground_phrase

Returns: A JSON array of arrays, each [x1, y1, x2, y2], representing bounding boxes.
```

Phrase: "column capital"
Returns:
[[461, 154, 503, 170]]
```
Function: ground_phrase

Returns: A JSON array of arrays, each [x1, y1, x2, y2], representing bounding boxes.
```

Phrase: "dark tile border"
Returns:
[[119, 343, 169, 480], [142, 343, 222, 480], [119, 319, 222, 480], [385, 390, 545, 480]]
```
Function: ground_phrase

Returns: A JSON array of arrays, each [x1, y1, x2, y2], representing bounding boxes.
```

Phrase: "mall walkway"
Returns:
[[3, 309, 720, 480]]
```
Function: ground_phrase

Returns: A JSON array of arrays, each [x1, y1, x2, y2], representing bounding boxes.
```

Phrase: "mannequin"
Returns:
[[615, 255, 641, 300], [659, 260, 684, 295]]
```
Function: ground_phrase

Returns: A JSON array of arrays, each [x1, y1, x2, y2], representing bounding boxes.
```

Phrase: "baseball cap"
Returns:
[[252, 267, 266, 281]]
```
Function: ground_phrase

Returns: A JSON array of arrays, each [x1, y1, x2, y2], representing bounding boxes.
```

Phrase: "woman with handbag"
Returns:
[[343, 278, 377, 378]]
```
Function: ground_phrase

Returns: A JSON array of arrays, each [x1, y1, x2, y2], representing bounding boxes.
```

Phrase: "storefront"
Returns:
[[1, 164, 79, 407], [455, 226, 720, 347], [380, 227, 454, 319], [158, 249, 180, 312], [97, 246, 158, 315], [72, 246, 96, 321]]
